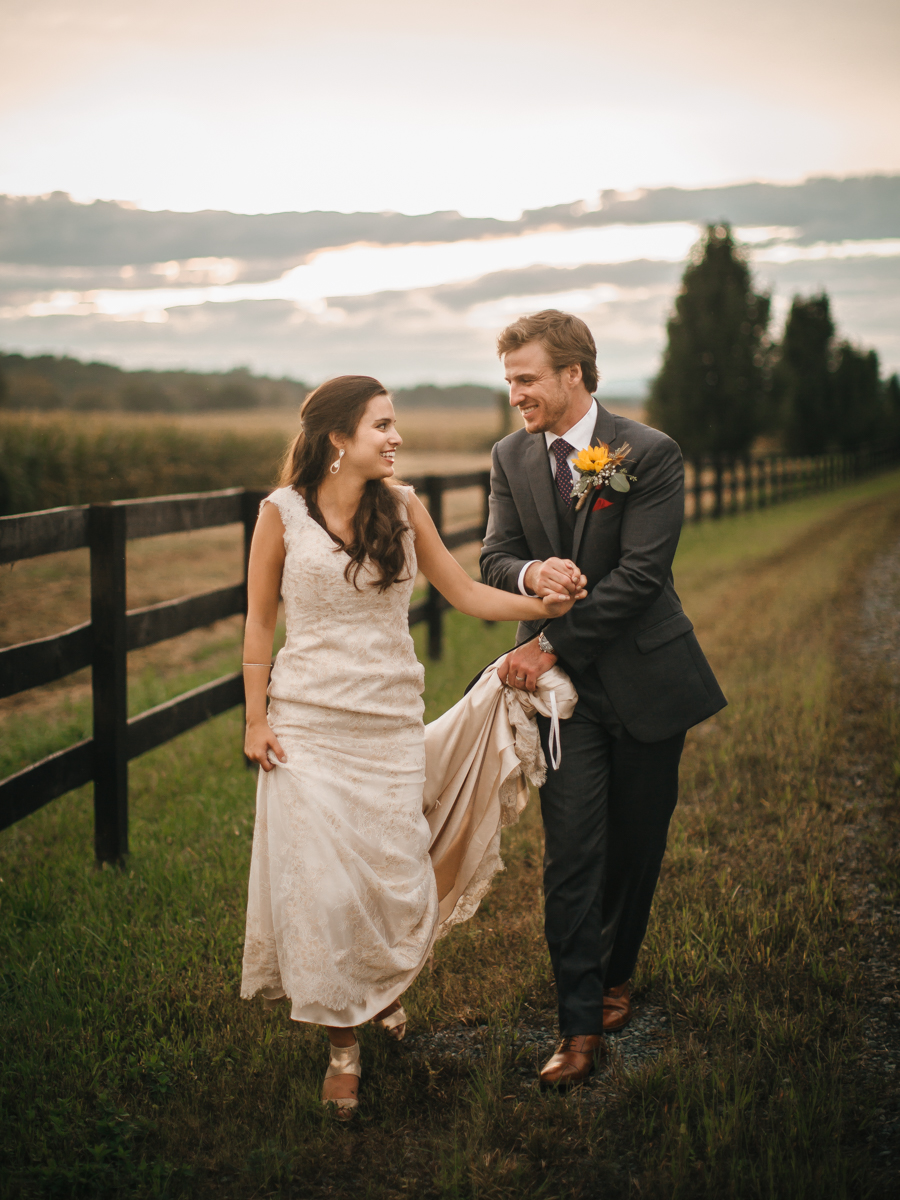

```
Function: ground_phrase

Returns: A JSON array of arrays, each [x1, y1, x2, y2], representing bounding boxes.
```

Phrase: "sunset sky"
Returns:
[[1, 0, 898, 390]]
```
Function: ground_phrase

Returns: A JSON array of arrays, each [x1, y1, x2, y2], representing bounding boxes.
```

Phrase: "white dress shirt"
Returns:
[[517, 400, 598, 594]]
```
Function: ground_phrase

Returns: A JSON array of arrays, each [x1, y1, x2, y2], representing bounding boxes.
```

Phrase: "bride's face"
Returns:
[[341, 393, 402, 480]]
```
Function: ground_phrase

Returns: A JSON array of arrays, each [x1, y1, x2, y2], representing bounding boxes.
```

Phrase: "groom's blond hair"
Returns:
[[497, 309, 599, 394]]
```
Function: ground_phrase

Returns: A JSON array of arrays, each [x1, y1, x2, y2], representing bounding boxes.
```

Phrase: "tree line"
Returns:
[[648, 224, 900, 458], [0, 355, 309, 413], [0, 354, 508, 415]]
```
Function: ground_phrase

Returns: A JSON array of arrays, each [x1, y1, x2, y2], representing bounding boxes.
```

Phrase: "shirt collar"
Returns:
[[544, 398, 598, 454]]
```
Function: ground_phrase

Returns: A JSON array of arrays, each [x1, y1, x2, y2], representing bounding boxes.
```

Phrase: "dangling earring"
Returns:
[[330, 449, 345, 475]]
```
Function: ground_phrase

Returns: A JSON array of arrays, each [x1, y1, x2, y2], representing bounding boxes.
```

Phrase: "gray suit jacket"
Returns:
[[480, 403, 726, 742]]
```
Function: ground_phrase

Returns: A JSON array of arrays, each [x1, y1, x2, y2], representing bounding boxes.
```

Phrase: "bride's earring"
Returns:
[[330, 449, 345, 475]]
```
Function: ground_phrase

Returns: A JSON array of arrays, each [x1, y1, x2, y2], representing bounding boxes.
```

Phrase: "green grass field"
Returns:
[[2, 473, 899, 1198]]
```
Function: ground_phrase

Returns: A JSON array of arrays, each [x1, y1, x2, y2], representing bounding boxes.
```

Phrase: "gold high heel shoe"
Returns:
[[371, 1000, 407, 1041], [321, 1040, 360, 1119]]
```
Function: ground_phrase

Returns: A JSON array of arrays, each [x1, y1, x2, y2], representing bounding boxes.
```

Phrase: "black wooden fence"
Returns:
[[0, 474, 489, 863], [1, 449, 896, 862], [685, 447, 896, 520]]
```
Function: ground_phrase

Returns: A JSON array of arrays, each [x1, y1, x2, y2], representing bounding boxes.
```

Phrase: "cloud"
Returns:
[[2, 179, 898, 390], [4, 251, 896, 392], [433, 261, 684, 311], [3, 176, 898, 273], [587, 176, 900, 244]]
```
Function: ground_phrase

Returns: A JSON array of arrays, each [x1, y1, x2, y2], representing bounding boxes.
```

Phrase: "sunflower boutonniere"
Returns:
[[571, 442, 635, 510]]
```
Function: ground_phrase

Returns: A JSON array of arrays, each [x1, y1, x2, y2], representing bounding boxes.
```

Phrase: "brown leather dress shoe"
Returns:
[[539, 1035, 606, 1090], [603, 983, 632, 1032]]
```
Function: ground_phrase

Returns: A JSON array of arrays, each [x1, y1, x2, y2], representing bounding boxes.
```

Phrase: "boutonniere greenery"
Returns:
[[571, 443, 635, 510]]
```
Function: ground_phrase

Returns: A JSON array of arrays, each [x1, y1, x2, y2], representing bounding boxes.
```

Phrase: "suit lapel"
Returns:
[[525, 432, 563, 556], [571, 404, 619, 563]]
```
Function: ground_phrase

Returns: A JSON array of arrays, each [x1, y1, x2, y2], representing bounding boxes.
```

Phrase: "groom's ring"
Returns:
[[515, 674, 525, 681]]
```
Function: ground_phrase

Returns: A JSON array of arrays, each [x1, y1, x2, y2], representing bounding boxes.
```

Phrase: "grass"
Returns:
[[2, 472, 900, 1197]]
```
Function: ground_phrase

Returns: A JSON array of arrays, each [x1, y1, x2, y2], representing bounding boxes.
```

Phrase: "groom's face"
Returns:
[[503, 341, 579, 435]]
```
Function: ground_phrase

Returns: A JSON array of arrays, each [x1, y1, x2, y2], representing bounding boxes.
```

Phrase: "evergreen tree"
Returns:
[[648, 224, 770, 457], [884, 374, 900, 451], [776, 293, 837, 454], [832, 342, 882, 450]]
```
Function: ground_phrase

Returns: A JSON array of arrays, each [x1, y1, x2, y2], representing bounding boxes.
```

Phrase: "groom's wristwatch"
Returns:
[[538, 632, 555, 656]]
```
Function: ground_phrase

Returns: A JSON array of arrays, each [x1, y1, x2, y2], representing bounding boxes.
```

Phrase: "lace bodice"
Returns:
[[264, 485, 425, 723]]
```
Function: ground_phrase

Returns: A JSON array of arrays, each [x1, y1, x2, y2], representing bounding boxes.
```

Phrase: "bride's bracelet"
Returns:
[[242, 662, 272, 667]]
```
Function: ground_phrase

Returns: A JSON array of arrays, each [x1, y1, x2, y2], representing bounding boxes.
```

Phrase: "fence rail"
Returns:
[[1, 449, 896, 861], [0, 476, 490, 861], [684, 447, 895, 520]]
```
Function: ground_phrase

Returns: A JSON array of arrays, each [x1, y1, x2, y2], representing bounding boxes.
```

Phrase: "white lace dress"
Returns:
[[240, 484, 439, 1026]]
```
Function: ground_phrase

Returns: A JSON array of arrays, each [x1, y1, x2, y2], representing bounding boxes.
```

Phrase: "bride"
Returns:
[[239, 375, 583, 1117]]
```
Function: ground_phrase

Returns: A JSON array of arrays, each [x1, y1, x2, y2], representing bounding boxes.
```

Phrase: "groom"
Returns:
[[480, 310, 726, 1089]]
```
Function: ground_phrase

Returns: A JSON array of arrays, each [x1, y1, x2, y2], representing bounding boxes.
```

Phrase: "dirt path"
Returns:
[[847, 533, 900, 1177]]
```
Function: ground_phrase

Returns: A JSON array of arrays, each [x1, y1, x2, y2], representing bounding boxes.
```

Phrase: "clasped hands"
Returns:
[[500, 558, 587, 693]]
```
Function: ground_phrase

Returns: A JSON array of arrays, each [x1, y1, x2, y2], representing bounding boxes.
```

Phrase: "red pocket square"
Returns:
[[592, 495, 614, 512]]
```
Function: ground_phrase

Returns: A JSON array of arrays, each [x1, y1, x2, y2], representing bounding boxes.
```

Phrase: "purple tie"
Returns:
[[551, 438, 575, 506]]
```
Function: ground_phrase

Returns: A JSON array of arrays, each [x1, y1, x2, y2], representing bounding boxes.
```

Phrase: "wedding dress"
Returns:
[[240, 484, 577, 1027], [240, 485, 436, 1026]]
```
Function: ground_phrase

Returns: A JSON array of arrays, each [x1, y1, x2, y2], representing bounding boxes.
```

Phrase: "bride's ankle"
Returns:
[[326, 1027, 357, 1049]]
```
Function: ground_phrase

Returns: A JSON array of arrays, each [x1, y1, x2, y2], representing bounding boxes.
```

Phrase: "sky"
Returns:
[[1, 1, 899, 391]]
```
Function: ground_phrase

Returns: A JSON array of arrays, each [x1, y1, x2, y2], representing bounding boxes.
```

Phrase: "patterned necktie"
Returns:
[[550, 438, 575, 506]]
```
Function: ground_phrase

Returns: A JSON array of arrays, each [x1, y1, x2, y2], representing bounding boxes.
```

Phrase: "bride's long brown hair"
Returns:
[[279, 375, 410, 592]]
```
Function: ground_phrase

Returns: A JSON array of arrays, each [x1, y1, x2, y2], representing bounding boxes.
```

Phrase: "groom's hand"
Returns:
[[524, 558, 586, 598], [499, 638, 557, 694]]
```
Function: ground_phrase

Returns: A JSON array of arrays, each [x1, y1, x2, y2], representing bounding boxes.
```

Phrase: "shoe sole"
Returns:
[[539, 1064, 597, 1092]]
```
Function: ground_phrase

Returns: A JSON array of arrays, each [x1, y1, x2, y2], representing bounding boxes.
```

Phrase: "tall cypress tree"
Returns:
[[776, 293, 837, 454], [884, 374, 900, 452], [648, 224, 770, 457], [832, 342, 882, 450]]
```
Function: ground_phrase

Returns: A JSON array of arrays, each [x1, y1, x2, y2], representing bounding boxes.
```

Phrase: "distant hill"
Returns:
[[0, 350, 644, 415], [0, 351, 307, 413], [0, 351, 509, 413]]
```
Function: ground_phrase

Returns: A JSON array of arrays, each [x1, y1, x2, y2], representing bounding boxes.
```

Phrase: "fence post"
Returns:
[[729, 458, 739, 516], [425, 476, 444, 659], [712, 457, 724, 519], [693, 459, 704, 521], [89, 503, 128, 865], [241, 490, 258, 586], [480, 470, 491, 540], [240, 490, 265, 768]]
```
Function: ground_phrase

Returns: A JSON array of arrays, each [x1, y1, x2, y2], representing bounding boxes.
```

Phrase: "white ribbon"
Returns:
[[325, 1041, 361, 1079], [546, 688, 562, 772]]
